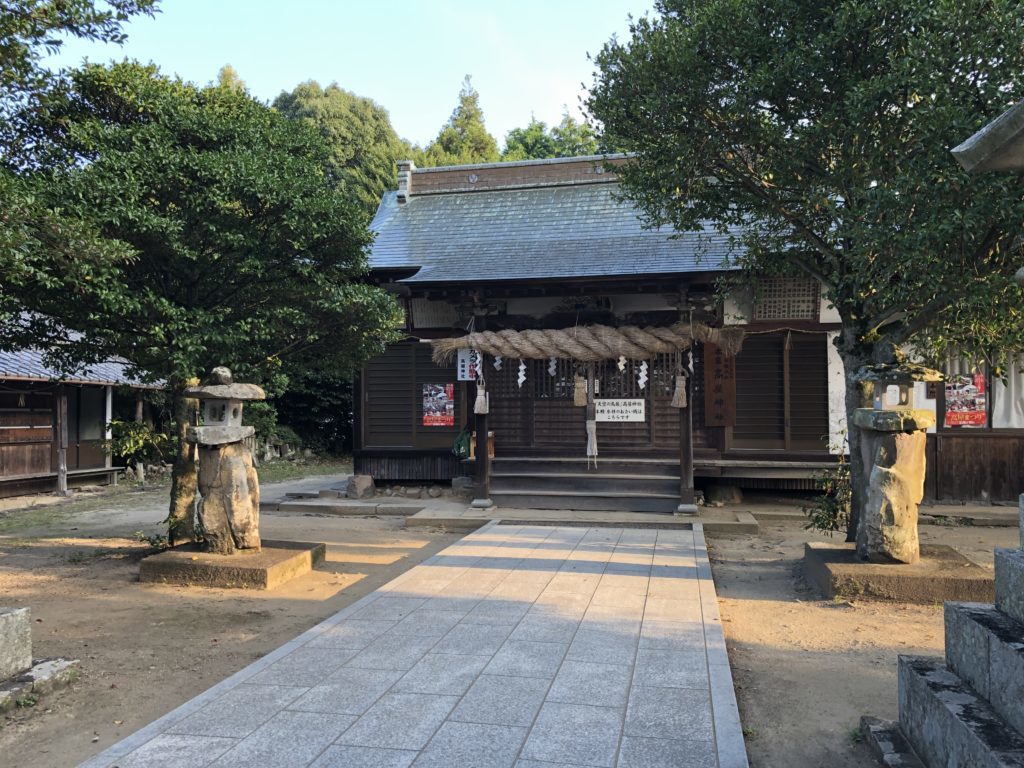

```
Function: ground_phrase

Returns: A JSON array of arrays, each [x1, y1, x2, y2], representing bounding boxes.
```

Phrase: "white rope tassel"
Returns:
[[474, 378, 489, 415], [586, 419, 598, 468], [670, 374, 688, 409]]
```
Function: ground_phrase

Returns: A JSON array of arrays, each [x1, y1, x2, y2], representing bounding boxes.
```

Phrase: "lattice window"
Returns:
[[409, 298, 460, 329], [752, 278, 820, 321]]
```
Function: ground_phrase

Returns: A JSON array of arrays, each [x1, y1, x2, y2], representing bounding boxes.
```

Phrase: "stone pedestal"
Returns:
[[197, 442, 260, 555], [0, 608, 30, 681], [853, 409, 935, 564], [864, 494, 1024, 766]]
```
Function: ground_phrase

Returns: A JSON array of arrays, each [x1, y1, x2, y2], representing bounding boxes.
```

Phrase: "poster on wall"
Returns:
[[423, 383, 455, 426], [945, 373, 987, 427]]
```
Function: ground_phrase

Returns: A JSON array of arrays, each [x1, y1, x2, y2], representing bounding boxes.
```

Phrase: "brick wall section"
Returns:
[[409, 155, 628, 196]]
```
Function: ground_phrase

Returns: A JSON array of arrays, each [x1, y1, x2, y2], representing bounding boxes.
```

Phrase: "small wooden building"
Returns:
[[355, 155, 1022, 506], [0, 349, 148, 498]]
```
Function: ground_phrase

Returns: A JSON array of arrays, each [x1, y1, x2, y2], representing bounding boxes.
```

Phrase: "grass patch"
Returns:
[[257, 456, 351, 484]]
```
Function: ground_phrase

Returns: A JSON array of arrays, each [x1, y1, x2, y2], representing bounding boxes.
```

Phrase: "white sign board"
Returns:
[[595, 398, 645, 422], [457, 348, 479, 381]]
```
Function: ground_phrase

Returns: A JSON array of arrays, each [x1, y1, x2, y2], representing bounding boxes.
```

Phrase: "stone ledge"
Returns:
[[803, 543, 994, 604], [945, 602, 1024, 736], [0, 658, 80, 712], [995, 548, 1024, 626], [859, 716, 927, 768], [899, 655, 1024, 768], [139, 539, 326, 590]]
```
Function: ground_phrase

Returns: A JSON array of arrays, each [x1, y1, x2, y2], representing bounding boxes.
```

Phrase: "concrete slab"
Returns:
[[80, 524, 748, 768], [803, 542, 995, 604], [138, 539, 326, 590]]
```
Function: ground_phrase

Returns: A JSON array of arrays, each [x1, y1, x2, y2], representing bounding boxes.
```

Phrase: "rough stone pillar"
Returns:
[[853, 409, 935, 564], [197, 443, 261, 555]]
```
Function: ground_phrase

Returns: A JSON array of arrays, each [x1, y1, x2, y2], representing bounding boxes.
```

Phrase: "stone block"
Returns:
[[1019, 493, 1024, 549], [0, 607, 31, 681], [27, 658, 79, 695], [947, 602, 1024, 738], [803, 543, 994, 604], [898, 655, 1024, 768], [944, 602, 995, 700], [347, 474, 376, 499], [859, 716, 927, 768], [139, 540, 326, 590], [996, 548, 1024, 626]]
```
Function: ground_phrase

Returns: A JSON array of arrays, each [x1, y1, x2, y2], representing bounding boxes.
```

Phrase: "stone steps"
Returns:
[[898, 656, 1024, 768], [944, 602, 1024, 738]]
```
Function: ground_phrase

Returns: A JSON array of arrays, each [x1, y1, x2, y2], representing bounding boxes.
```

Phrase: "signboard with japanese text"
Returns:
[[595, 398, 646, 422], [944, 373, 986, 428], [704, 342, 737, 427], [422, 383, 455, 426], [457, 348, 479, 381]]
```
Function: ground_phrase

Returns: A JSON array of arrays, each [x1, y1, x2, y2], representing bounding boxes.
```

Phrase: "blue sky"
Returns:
[[45, 1, 653, 148]]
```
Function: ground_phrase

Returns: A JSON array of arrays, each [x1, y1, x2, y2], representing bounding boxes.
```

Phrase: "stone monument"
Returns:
[[184, 367, 265, 555], [853, 366, 939, 564]]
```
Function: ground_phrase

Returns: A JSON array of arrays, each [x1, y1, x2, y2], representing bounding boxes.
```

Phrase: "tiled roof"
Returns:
[[0, 348, 150, 386], [368, 181, 744, 284]]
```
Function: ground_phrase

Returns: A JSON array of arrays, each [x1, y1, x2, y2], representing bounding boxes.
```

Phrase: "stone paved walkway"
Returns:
[[81, 522, 748, 768]]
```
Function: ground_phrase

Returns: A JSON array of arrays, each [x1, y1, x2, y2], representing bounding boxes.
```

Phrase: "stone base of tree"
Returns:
[[803, 542, 994, 604], [139, 540, 326, 590]]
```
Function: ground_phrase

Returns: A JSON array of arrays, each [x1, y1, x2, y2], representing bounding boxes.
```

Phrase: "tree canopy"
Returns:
[[0, 0, 158, 335], [215, 63, 245, 92], [589, 0, 1024, 371], [3, 61, 403, 536], [273, 80, 413, 215], [422, 75, 499, 167], [588, 0, 1024, 537], [502, 111, 599, 161]]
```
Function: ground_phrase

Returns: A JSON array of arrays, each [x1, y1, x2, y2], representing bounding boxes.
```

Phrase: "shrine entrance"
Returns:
[[487, 351, 701, 456]]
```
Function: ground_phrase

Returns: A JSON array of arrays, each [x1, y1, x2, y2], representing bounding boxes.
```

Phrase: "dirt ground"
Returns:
[[709, 520, 1020, 768], [0, 482, 461, 768]]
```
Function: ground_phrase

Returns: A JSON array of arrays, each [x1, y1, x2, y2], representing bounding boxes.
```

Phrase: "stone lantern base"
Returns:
[[853, 408, 935, 564], [198, 442, 260, 554]]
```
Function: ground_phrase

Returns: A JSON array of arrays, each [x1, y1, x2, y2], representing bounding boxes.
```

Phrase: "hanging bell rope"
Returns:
[[573, 375, 588, 407], [474, 377, 489, 415], [670, 375, 688, 409], [430, 322, 743, 364]]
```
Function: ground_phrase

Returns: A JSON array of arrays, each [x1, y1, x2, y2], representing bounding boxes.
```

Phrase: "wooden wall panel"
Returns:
[[930, 434, 1024, 503]]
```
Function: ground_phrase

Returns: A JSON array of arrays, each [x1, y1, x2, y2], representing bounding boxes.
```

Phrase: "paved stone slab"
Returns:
[[80, 523, 748, 768]]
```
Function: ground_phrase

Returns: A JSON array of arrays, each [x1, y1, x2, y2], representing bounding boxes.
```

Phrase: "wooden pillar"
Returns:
[[470, 315, 493, 509], [134, 392, 146, 486], [56, 387, 70, 496], [677, 369, 697, 515]]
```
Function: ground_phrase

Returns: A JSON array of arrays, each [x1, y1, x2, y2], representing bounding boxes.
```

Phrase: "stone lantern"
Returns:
[[185, 367, 265, 555], [852, 364, 940, 564]]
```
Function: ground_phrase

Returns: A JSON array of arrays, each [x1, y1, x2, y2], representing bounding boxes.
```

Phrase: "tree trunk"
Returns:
[[167, 385, 199, 545], [840, 351, 871, 542]]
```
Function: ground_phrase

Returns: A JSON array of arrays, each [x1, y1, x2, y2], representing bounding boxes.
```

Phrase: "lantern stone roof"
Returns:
[[953, 100, 1024, 174], [368, 155, 745, 285], [183, 382, 266, 401]]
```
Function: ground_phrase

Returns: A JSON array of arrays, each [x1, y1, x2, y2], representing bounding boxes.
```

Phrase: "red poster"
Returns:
[[944, 373, 986, 427], [423, 383, 455, 426]]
